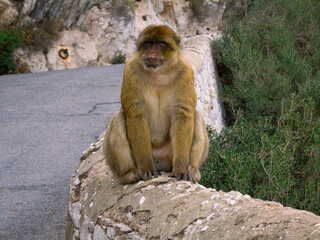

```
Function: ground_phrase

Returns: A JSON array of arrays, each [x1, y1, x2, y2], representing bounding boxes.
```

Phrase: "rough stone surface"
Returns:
[[21, 0, 37, 15], [67, 134, 320, 240], [0, 0, 18, 26], [182, 35, 224, 131], [14, 48, 49, 72], [45, 29, 99, 71], [15, 0, 226, 71]]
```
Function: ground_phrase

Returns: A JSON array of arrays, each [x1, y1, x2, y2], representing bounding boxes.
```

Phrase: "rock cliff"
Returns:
[[11, 0, 226, 72]]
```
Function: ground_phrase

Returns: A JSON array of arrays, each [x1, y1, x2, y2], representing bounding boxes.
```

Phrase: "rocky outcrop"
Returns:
[[66, 133, 320, 240], [0, 0, 18, 26], [15, 0, 227, 71]]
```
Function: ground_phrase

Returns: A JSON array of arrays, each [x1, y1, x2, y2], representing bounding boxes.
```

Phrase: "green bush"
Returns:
[[0, 29, 21, 75], [201, 0, 320, 215], [111, 53, 126, 64]]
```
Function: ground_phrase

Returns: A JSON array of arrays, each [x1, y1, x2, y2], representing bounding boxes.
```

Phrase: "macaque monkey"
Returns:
[[103, 25, 209, 184]]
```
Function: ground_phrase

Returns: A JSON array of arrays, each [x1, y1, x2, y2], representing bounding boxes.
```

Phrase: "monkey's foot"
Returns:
[[172, 165, 201, 183], [187, 164, 201, 183], [141, 170, 159, 181], [120, 169, 143, 184]]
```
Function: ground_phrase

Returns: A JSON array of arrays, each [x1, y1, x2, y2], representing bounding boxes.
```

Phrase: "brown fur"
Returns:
[[103, 25, 209, 184]]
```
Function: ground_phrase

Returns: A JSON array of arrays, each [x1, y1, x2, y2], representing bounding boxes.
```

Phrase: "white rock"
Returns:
[[69, 202, 82, 229], [74, 229, 80, 239], [84, 192, 88, 202], [89, 222, 95, 232], [196, 219, 203, 225], [115, 223, 132, 233], [106, 227, 116, 239], [201, 200, 209, 206], [127, 213, 134, 222], [102, 218, 112, 226], [92, 225, 108, 240], [210, 194, 221, 200], [21, 0, 37, 15], [201, 226, 209, 232], [212, 203, 219, 210], [74, 176, 81, 185], [128, 233, 145, 240], [139, 196, 146, 205], [80, 215, 92, 240]]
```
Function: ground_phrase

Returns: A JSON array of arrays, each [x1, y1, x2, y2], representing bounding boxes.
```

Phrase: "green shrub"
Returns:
[[202, 0, 320, 215], [111, 53, 126, 64], [0, 29, 21, 75]]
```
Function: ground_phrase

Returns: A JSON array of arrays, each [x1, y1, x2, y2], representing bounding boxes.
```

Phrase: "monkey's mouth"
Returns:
[[144, 58, 163, 68]]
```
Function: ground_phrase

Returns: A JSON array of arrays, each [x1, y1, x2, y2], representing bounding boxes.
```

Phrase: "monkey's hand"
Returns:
[[140, 169, 159, 181], [121, 169, 143, 184], [172, 164, 201, 183], [121, 168, 158, 184]]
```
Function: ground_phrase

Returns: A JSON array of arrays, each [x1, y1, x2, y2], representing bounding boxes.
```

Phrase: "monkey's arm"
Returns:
[[172, 109, 195, 176], [125, 116, 156, 172], [121, 64, 157, 175], [171, 72, 197, 180]]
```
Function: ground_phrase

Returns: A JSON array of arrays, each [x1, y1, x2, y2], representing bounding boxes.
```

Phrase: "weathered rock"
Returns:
[[182, 35, 224, 131], [14, 48, 48, 72], [66, 133, 320, 240], [16, 0, 226, 70], [92, 225, 108, 240], [0, 0, 18, 26], [45, 29, 99, 71], [21, 0, 37, 15]]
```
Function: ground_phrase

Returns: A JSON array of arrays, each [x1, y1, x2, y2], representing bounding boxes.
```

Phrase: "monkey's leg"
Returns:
[[188, 110, 209, 182], [103, 110, 142, 184]]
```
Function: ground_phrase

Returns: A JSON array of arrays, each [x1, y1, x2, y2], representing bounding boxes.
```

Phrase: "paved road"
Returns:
[[0, 65, 123, 240]]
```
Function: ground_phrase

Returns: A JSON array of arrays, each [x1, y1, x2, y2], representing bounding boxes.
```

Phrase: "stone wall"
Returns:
[[66, 133, 320, 240]]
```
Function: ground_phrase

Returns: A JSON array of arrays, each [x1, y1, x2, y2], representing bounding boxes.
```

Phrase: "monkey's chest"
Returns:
[[144, 90, 172, 146]]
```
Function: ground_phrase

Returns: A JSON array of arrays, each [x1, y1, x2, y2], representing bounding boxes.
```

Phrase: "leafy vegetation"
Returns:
[[0, 29, 21, 75], [0, 17, 61, 75], [201, 0, 320, 215], [111, 52, 126, 64]]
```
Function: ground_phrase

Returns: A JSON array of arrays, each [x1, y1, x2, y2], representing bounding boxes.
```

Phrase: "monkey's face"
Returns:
[[137, 25, 180, 71], [140, 41, 169, 69]]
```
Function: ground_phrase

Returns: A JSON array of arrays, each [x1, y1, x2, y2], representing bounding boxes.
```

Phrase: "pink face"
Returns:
[[141, 41, 169, 69]]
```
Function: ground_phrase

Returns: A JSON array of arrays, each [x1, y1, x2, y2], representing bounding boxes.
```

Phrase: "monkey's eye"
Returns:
[[158, 41, 168, 46], [141, 41, 153, 49]]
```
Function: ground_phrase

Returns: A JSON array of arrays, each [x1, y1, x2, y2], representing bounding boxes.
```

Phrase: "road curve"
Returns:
[[0, 65, 123, 240]]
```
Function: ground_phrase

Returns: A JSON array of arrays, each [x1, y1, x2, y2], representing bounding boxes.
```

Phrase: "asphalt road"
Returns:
[[0, 65, 123, 240]]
